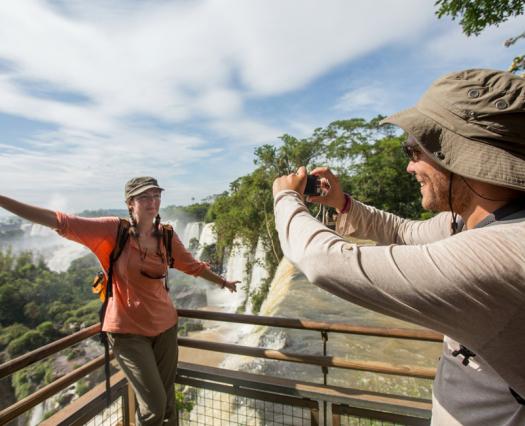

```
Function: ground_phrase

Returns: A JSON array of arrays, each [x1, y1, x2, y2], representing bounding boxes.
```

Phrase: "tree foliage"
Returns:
[[435, 0, 525, 74], [0, 250, 101, 359], [202, 116, 423, 312]]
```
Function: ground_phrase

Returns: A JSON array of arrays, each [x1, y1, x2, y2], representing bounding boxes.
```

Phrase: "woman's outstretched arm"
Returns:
[[0, 195, 58, 228], [198, 268, 238, 293]]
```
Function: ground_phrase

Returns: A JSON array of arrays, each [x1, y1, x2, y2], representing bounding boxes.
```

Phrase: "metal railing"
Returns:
[[0, 309, 442, 425]]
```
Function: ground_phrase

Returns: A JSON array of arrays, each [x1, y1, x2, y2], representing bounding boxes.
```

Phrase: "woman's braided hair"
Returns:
[[128, 207, 139, 238], [128, 208, 164, 257]]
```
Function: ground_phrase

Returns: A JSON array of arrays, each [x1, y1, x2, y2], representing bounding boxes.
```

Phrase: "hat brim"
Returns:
[[382, 108, 525, 191], [126, 184, 165, 199]]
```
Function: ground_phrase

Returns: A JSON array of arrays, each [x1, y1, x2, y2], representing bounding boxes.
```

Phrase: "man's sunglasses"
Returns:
[[402, 142, 422, 162]]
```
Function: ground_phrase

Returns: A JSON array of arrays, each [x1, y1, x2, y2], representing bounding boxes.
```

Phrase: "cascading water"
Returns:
[[245, 238, 269, 315], [205, 257, 442, 425], [46, 242, 89, 272], [28, 224, 89, 272], [205, 238, 249, 312], [164, 219, 181, 234], [196, 222, 216, 260], [0, 222, 90, 272], [181, 222, 203, 247]]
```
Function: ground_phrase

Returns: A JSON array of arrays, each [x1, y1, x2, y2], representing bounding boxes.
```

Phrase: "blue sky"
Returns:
[[0, 0, 523, 214]]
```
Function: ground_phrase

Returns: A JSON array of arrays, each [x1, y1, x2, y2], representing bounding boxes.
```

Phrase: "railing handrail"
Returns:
[[0, 308, 441, 425], [178, 337, 436, 379], [0, 353, 111, 425], [0, 323, 100, 380], [178, 309, 443, 341], [0, 309, 442, 381]]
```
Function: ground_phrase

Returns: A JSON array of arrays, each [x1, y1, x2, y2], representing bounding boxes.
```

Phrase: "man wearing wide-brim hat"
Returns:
[[272, 69, 525, 425]]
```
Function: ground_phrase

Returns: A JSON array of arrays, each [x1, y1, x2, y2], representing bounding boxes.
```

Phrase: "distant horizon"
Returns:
[[1, 1, 523, 213]]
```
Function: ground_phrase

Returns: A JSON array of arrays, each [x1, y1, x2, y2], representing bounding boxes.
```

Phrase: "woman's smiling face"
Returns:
[[128, 188, 162, 221]]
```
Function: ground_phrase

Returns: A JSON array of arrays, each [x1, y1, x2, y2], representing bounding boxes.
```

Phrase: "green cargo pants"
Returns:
[[108, 325, 178, 426]]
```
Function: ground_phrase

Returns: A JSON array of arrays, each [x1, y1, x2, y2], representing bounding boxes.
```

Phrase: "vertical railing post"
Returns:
[[311, 405, 320, 426], [127, 382, 136, 426], [321, 330, 328, 426]]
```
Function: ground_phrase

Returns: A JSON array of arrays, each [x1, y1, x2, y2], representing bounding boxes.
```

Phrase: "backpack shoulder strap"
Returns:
[[110, 219, 131, 263], [100, 218, 130, 407], [105, 218, 131, 300], [162, 223, 175, 268]]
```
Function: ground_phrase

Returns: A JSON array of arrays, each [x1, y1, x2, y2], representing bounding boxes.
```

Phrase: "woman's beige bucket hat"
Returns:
[[382, 69, 525, 191]]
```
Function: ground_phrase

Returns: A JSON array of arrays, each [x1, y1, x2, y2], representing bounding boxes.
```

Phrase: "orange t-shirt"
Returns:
[[55, 212, 209, 336]]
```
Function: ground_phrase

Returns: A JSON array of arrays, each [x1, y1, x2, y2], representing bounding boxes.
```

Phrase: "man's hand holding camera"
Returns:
[[273, 166, 348, 213], [272, 166, 308, 197]]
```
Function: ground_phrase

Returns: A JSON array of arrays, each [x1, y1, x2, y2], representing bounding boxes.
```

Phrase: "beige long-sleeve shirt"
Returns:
[[274, 190, 525, 425]]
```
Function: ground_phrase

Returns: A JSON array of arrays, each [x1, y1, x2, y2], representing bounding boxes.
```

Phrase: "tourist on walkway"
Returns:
[[273, 69, 525, 425], [0, 176, 238, 425]]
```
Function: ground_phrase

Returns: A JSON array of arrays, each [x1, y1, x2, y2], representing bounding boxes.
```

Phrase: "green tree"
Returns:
[[0, 282, 29, 325], [320, 117, 423, 218], [0, 323, 30, 351], [435, 0, 525, 74], [7, 330, 48, 358]]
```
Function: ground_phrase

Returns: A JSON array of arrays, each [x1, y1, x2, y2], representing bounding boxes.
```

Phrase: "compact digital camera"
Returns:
[[304, 175, 321, 196]]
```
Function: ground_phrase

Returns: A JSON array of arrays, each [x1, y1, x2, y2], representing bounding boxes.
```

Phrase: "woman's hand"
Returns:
[[306, 167, 347, 211], [272, 166, 307, 197], [198, 268, 238, 293], [222, 279, 239, 293]]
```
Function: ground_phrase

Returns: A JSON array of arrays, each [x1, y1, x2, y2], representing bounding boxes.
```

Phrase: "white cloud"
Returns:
[[423, 15, 525, 67], [0, 0, 520, 211], [195, 89, 243, 119], [222, 0, 437, 95], [335, 84, 390, 114], [0, 125, 221, 209], [0, 76, 116, 133], [0, 0, 439, 128], [210, 117, 283, 147]]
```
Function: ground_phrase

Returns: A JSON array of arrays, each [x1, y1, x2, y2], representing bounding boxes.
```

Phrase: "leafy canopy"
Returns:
[[435, 0, 525, 74]]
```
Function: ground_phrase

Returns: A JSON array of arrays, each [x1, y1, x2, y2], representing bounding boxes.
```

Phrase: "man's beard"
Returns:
[[424, 173, 473, 214]]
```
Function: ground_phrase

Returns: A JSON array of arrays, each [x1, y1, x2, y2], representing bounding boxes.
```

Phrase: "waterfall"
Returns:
[[1, 223, 90, 272], [46, 242, 89, 272], [28, 401, 46, 426], [221, 259, 295, 373], [205, 238, 249, 312], [164, 219, 181, 234], [196, 223, 217, 260], [245, 238, 269, 315], [29, 223, 55, 238], [28, 224, 89, 272], [181, 222, 203, 247]]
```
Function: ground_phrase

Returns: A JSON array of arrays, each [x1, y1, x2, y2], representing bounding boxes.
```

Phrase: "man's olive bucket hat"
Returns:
[[382, 69, 525, 191], [125, 176, 164, 200]]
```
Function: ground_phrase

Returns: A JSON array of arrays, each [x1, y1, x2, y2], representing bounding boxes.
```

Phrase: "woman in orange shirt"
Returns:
[[0, 176, 238, 426]]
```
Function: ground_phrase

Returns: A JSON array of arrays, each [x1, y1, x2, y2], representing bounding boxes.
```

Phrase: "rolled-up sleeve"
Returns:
[[55, 212, 119, 269]]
